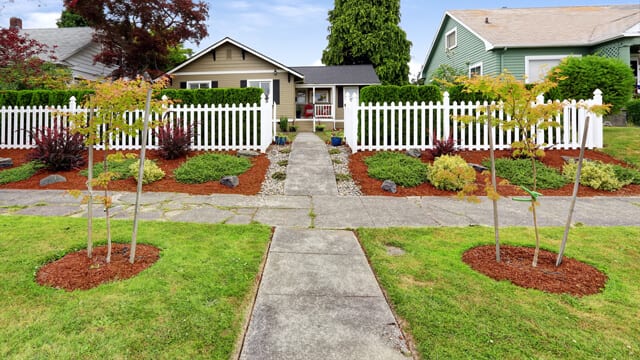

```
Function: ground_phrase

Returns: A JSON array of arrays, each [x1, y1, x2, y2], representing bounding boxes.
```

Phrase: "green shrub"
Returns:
[[612, 164, 640, 185], [549, 55, 635, 113], [271, 171, 286, 180], [0, 90, 93, 106], [447, 84, 494, 103], [427, 155, 476, 191], [80, 154, 138, 180], [128, 160, 165, 185], [626, 99, 640, 126], [160, 88, 262, 105], [562, 160, 623, 191], [361, 85, 441, 104], [174, 153, 252, 184], [364, 151, 428, 187], [483, 158, 569, 189], [279, 117, 289, 132], [0, 162, 43, 185]]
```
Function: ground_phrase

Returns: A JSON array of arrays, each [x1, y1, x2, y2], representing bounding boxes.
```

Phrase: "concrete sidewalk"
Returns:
[[284, 132, 338, 196]]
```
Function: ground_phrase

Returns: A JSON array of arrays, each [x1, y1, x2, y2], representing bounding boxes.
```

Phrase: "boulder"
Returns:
[[405, 148, 421, 158], [237, 150, 259, 158], [40, 174, 67, 187], [220, 175, 240, 188], [381, 179, 397, 193], [0, 157, 13, 168], [468, 163, 488, 172]]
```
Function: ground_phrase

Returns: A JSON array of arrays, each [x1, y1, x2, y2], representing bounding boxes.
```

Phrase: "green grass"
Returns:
[[358, 226, 640, 359], [80, 158, 138, 180], [174, 153, 252, 184], [602, 126, 640, 168], [0, 216, 271, 359], [0, 161, 43, 184], [364, 151, 428, 187], [484, 157, 569, 189]]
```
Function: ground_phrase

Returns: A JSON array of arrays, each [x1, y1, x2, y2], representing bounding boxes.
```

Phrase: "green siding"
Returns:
[[500, 47, 589, 80], [422, 17, 499, 83]]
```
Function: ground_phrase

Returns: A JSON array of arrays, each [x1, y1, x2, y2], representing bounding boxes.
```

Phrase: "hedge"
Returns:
[[159, 88, 263, 106], [360, 85, 442, 104], [0, 90, 94, 107]]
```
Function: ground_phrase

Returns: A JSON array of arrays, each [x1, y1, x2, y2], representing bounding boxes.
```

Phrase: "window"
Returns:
[[248, 80, 271, 101], [468, 62, 483, 77], [445, 28, 457, 50], [525, 55, 578, 83], [187, 81, 210, 89]]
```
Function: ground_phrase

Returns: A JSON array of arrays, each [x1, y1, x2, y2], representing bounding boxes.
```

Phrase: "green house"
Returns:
[[420, 5, 640, 90]]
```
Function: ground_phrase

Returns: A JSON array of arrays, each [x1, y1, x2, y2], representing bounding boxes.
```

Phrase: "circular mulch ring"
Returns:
[[462, 245, 607, 297], [36, 243, 160, 291]]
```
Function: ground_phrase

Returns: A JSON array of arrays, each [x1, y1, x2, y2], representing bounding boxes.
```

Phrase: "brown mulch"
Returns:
[[462, 245, 607, 297], [36, 243, 160, 291]]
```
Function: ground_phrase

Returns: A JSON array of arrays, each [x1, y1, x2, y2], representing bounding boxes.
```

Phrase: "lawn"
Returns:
[[358, 226, 640, 359], [602, 126, 640, 167], [0, 216, 271, 359]]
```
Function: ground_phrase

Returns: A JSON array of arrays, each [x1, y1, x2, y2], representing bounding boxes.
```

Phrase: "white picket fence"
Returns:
[[344, 90, 604, 152], [0, 94, 274, 152]]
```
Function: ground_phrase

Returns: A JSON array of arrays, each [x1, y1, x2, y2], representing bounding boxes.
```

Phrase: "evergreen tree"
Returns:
[[56, 9, 89, 28], [322, 0, 412, 85]]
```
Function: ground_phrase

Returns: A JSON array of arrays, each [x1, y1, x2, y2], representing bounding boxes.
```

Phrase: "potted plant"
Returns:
[[330, 130, 343, 146], [315, 124, 325, 132], [275, 133, 287, 145]]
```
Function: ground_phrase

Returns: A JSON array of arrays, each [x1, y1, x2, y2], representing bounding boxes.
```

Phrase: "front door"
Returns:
[[343, 86, 359, 105]]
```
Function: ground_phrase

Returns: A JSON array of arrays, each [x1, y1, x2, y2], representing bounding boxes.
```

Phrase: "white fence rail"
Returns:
[[0, 94, 274, 152], [344, 90, 604, 152]]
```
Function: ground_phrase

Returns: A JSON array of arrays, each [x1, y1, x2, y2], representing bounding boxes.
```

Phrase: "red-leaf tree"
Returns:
[[64, 0, 209, 78], [0, 28, 71, 90]]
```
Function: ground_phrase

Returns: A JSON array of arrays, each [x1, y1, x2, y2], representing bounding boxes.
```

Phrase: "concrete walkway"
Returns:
[[284, 132, 338, 196]]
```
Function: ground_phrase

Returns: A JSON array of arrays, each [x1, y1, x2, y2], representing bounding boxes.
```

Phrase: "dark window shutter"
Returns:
[[337, 86, 344, 108], [240, 80, 247, 88], [180, 82, 187, 89], [211, 81, 218, 88], [273, 79, 280, 104]]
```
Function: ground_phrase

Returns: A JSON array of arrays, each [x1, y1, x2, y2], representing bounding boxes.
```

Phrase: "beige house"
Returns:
[[166, 37, 380, 126]]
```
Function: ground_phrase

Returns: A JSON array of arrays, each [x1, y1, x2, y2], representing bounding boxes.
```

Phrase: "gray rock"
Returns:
[[381, 180, 397, 193], [40, 174, 67, 187], [603, 121, 613, 127], [469, 163, 488, 172], [238, 150, 259, 158], [561, 155, 593, 164], [405, 148, 421, 158], [0, 157, 13, 168], [220, 175, 240, 188]]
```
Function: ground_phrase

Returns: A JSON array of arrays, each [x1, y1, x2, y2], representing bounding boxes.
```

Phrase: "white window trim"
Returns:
[[186, 81, 211, 89], [247, 79, 273, 102], [524, 55, 581, 83], [468, 62, 483, 77], [445, 28, 458, 50]]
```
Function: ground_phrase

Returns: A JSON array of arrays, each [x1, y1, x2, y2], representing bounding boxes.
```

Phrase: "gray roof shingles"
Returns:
[[21, 27, 95, 61], [291, 65, 380, 85]]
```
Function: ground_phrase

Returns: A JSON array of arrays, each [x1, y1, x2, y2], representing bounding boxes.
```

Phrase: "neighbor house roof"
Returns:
[[447, 4, 640, 50], [167, 37, 305, 79], [290, 65, 380, 86], [21, 27, 95, 61]]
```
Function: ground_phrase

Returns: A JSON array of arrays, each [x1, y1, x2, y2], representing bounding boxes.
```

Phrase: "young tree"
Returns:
[[458, 72, 563, 267], [322, 0, 412, 85], [68, 77, 168, 263], [64, 0, 208, 78], [0, 28, 72, 90], [57, 9, 89, 27]]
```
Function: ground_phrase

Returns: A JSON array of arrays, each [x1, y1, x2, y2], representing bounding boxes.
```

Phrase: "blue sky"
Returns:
[[1, 0, 636, 79]]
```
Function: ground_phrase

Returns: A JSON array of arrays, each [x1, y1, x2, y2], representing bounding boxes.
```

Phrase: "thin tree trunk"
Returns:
[[131, 83, 153, 264], [487, 105, 500, 262], [556, 116, 590, 266], [104, 155, 111, 263], [531, 146, 540, 267], [87, 141, 94, 259]]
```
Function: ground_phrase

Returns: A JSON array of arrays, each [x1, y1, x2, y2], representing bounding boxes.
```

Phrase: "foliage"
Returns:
[[360, 85, 441, 104], [602, 127, 640, 168], [322, 0, 411, 85], [81, 154, 138, 180], [279, 117, 289, 132], [427, 155, 476, 191], [56, 8, 89, 27], [27, 125, 86, 171], [430, 64, 466, 89], [447, 84, 494, 103], [364, 151, 427, 187], [154, 121, 194, 160], [562, 160, 624, 191], [0, 162, 43, 185], [161, 87, 262, 105], [626, 99, 640, 126], [429, 132, 457, 158], [271, 171, 286, 180], [612, 164, 640, 185], [549, 55, 634, 114], [483, 158, 569, 189], [128, 160, 165, 185], [358, 226, 640, 359], [0, 216, 270, 359], [174, 153, 252, 184], [165, 44, 193, 72], [65, 0, 208, 78], [0, 28, 72, 90], [0, 89, 94, 106]]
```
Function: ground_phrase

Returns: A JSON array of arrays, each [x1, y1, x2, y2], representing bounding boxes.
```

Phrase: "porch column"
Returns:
[[312, 87, 317, 132], [331, 86, 337, 129]]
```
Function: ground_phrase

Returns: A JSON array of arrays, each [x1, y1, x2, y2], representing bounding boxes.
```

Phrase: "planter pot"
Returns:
[[275, 136, 287, 145], [331, 136, 342, 146]]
